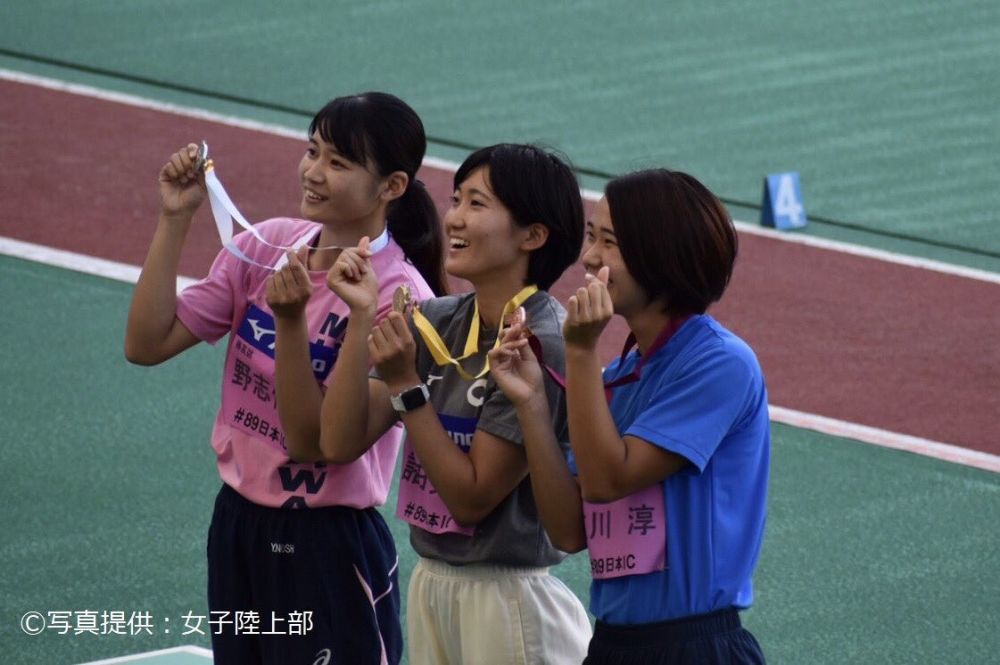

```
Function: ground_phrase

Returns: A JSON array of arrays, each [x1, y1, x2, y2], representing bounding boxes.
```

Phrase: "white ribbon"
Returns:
[[200, 142, 389, 271]]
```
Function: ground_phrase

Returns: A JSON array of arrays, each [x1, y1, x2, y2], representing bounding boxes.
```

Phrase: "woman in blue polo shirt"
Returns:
[[490, 168, 769, 664]]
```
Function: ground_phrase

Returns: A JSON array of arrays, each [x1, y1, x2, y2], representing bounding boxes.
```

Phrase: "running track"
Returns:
[[2, 75, 998, 458]]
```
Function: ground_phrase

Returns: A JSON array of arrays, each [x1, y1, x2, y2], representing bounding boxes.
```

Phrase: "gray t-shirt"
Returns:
[[387, 290, 572, 567]]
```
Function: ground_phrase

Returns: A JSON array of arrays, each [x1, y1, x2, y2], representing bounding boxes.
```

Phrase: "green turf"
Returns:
[[2, 0, 1000, 271], [2, 257, 998, 663]]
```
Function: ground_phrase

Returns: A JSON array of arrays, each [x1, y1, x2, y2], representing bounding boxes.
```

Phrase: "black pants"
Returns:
[[583, 609, 765, 665], [207, 484, 402, 665]]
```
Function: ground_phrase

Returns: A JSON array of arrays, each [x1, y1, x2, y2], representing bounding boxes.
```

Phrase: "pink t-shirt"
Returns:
[[176, 217, 434, 509]]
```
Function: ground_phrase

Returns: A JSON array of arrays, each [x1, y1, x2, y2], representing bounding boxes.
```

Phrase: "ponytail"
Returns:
[[387, 178, 448, 296]]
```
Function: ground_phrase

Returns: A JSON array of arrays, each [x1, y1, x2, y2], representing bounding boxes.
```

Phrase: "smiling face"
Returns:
[[443, 166, 532, 288], [581, 197, 652, 317], [297, 131, 389, 227]]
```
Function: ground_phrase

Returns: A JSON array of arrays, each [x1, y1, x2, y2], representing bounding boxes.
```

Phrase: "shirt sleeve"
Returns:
[[176, 220, 304, 343], [624, 349, 757, 472], [477, 329, 568, 450], [474, 377, 522, 445], [175, 244, 245, 344]]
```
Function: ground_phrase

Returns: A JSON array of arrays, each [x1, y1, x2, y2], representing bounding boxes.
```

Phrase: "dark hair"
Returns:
[[605, 169, 737, 316], [453, 144, 584, 291], [309, 93, 447, 295]]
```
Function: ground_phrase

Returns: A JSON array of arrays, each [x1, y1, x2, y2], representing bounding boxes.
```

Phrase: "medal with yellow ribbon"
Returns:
[[411, 285, 538, 380]]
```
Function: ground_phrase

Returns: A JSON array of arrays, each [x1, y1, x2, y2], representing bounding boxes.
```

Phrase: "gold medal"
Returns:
[[393, 284, 413, 315], [412, 285, 538, 380]]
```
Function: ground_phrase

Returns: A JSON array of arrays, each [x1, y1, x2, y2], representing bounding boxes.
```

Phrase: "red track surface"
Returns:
[[3, 79, 998, 454]]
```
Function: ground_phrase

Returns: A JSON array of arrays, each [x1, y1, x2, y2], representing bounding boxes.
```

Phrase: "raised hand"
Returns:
[[158, 143, 207, 220], [369, 312, 420, 394], [564, 265, 612, 351], [326, 236, 378, 314], [488, 323, 543, 407], [266, 246, 313, 319]]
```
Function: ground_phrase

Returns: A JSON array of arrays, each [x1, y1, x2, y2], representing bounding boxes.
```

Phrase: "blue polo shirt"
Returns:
[[573, 315, 770, 624]]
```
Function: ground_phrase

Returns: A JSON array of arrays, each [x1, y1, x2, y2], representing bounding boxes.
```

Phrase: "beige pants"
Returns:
[[406, 557, 592, 665]]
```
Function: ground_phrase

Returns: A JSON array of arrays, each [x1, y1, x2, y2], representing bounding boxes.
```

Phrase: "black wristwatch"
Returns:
[[390, 383, 430, 413]]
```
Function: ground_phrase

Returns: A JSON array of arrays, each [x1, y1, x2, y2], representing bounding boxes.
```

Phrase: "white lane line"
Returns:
[[3, 67, 998, 286], [769, 406, 1000, 474], [0, 236, 196, 291], [2, 235, 996, 474], [75, 645, 213, 664], [726, 222, 1000, 285]]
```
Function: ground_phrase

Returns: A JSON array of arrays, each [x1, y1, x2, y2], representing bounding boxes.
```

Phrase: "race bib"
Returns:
[[221, 303, 339, 451], [221, 305, 284, 449], [396, 441, 474, 536], [583, 483, 667, 580]]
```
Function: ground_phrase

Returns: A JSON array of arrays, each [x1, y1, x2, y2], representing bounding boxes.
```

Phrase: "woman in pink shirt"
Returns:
[[125, 92, 444, 665]]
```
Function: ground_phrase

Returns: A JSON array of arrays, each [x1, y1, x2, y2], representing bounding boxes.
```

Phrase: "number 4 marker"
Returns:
[[761, 172, 808, 230]]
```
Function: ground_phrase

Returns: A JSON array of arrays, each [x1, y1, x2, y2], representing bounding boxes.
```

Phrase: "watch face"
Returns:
[[400, 386, 427, 410], [394, 384, 428, 412]]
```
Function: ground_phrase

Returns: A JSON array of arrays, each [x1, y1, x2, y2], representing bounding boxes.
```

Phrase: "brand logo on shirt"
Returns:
[[437, 413, 478, 452], [236, 304, 337, 381], [270, 542, 295, 554], [246, 317, 276, 349], [312, 648, 332, 665], [466, 378, 488, 408]]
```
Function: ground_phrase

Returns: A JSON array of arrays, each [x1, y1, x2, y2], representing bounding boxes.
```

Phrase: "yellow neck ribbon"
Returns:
[[412, 285, 538, 380]]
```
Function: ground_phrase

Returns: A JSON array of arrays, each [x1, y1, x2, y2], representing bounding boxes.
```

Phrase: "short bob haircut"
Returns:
[[604, 169, 738, 316], [453, 144, 584, 291]]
